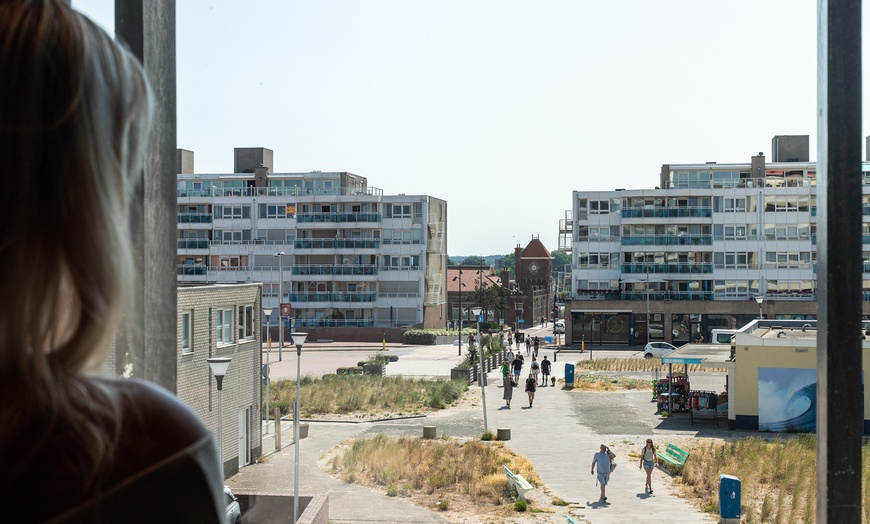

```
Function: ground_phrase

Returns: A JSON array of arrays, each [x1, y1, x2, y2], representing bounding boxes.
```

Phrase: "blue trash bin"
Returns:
[[564, 363, 575, 387], [719, 474, 740, 522]]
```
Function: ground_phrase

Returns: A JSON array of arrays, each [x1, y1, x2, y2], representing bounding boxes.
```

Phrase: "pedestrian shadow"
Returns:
[[498, 406, 512, 410], [520, 406, 533, 410], [585, 500, 609, 508], [635, 492, 652, 499]]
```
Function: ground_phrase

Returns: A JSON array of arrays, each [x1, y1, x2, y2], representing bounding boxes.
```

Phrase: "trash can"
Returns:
[[564, 363, 575, 388], [719, 474, 740, 523], [544, 336, 553, 344]]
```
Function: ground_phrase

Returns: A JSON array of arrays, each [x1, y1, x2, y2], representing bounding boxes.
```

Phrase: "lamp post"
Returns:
[[274, 252, 285, 361], [470, 307, 488, 433], [290, 332, 308, 524], [263, 308, 272, 434], [207, 357, 232, 480], [453, 268, 465, 356], [756, 295, 764, 320]]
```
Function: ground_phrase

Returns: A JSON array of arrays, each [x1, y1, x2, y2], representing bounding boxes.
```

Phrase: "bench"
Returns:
[[553, 348, 584, 362], [566, 516, 578, 524], [656, 443, 689, 471], [503, 465, 534, 500]]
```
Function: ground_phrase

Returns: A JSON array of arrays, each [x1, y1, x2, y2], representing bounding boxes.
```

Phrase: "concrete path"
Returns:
[[233, 342, 721, 523]]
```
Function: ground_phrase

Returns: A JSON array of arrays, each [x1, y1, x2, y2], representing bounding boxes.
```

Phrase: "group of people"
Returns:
[[590, 439, 659, 503], [500, 348, 552, 408]]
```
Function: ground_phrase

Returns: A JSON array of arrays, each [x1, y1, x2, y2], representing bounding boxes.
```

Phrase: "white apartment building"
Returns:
[[176, 148, 447, 331], [566, 135, 870, 346]]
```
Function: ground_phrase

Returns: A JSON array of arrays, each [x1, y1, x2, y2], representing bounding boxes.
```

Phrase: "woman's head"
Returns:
[[0, 0, 153, 380], [646, 439, 654, 447]]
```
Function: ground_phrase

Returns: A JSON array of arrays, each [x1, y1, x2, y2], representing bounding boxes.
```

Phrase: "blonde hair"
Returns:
[[0, 0, 152, 482]]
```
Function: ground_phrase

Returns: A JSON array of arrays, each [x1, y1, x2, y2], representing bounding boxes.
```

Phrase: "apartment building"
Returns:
[[176, 148, 447, 332], [566, 135, 870, 346]]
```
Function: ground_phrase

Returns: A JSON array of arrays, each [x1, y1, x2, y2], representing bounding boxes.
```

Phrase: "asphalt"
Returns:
[[230, 330, 726, 523]]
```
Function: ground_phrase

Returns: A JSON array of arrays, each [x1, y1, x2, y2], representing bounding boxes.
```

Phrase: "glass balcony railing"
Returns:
[[295, 212, 381, 223], [292, 265, 378, 276], [177, 265, 207, 275], [177, 213, 212, 223], [294, 238, 380, 249], [621, 263, 713, 274], [287, 292, 377, 302], [177, 186, 384, 198], [177, 239, 209, 249], [621, 291, 714, 301], [295, 318, 376, 327], [621, 207, 712, 219], [621, 235, 713, 246]]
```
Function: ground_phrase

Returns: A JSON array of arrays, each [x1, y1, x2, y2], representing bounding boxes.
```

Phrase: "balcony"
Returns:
[[292, 264, 378, 276], [295, 318, 376, 328], [176, 186, 384, 198], [287, 292, 377, 303], [296, 212, 381, 223], [621, 207, 712, 219], [294, 238, 380, 249], [177, 265, 207, 275], [621, 263, 713, 274], [177, 239, 210, 249], [177, 213, 212, 223], [621, 235, 713, 246], [380, 265, 421, 271], [621, 291, 714, 301]]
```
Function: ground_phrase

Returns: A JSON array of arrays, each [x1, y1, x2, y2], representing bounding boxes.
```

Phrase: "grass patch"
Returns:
[[268, 375, 468, 417], [574, 357, 726, 373], [329, 434, 539, 508], [676, 435, 870, 522], [571, 374, 650, 391]]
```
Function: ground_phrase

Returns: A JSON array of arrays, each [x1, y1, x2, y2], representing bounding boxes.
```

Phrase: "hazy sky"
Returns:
[[73, 1, 868, 256]]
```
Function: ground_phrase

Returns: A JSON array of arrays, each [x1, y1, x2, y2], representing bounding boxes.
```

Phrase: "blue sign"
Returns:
[[518, 319, 525, 323], [477, 315, 483, 322]]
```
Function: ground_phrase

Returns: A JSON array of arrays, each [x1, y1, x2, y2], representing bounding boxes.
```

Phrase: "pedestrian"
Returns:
[[525, 335, 531, 355], [530, 356, 540, 383], [501, 358, 510, 379], [640, 439, 657, 493], [468, 333, 475, 348], [525, 373, 537, 407], [0, 2, 225, 520], [533, 336, 540, 357], [540, 356, 551, 386], [506, 348, 515, 365], [591, 444, 616, 502], [512, 354, 523, 382], [503, 374, 514, 408]]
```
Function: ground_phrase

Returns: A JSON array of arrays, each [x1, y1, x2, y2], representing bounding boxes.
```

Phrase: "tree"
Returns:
[[501, 253, 515, 274], [460, 255, 486, 266], [552, 250, 571, 274]]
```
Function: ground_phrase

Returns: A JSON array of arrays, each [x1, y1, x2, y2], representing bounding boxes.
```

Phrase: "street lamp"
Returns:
[[207, 357, 232, 480], [274, 251, 285, 361], [470, 307, 488, 433], [755, 295, 764, 320], [263, 308, 272, 434], [290, 332, 308, 524], [453, 268, 465, 356]]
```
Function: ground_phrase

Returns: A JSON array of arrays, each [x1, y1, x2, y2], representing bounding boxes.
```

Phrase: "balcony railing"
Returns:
[[294, 238, 380, 249], [296, 212, 381, 223], [295, 318, 376, 328], [177, 239, 210, 249], [292, 265, 378, 276], [177, 265, 207, 275], [177, 213, 212, 223], [621, 235, 713, 246], [621, 263, 713, 274], [287, 292, 377, 302], [621, 207, 712, 219], [621, 291, 714, 301], [177, 186, 384, 198], [380, 265, 421, 271]]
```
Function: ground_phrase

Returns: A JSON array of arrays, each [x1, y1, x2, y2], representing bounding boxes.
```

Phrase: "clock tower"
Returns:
[[514, 236, 554, 327]]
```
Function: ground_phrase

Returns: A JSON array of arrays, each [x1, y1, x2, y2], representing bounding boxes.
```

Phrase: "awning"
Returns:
[[569, 309, 632, 314]]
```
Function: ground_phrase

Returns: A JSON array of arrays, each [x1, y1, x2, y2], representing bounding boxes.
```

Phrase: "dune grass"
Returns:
[[269, 375, 468, 417], [574, 357, 726, 373], [328, 433, 539, 505], [571, 374, 650, 391], [678, 435, 870, 523]]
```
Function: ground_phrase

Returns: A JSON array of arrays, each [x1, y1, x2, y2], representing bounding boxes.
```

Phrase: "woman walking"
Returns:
[[503, 374, 514, 408], [639, 439, 657, 493], [525, 373, 537, 407]]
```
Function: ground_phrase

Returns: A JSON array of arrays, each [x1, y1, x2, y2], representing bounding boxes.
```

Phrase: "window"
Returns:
[[238, 305, 254, 340], [216, 308, 232, 345], [214, 204, 250, 219], [181, 311, 192, 354], [258, 203, 296, 218]]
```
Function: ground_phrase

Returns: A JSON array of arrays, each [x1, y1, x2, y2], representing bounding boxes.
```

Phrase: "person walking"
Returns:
[[502, 374, 514, 408], [512, 354, 523, 383], [540, 356, 551, 386], [530, 357, 540, 383], [524, 373, 537, 407], [640, 439, 657, 493], [591, 444, 616, 502], [506, 348, 515, 365], [501, 358, 510, 379], [533, 336, 540, 357], [525, 335, 531, 355]]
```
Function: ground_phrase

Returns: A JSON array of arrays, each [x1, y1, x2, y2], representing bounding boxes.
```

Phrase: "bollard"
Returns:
[[299, 422, 309, 439], [496, 428, 511, 441], [423, 426, 437, 439], [274, 408, 282, 450]]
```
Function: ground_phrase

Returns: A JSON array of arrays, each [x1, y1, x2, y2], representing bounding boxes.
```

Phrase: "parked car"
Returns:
[[224, 486, 241, 524], [643, 341, 677, 358], [553, 321, 565, 334]]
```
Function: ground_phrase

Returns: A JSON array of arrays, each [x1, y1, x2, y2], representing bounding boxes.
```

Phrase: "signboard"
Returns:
[[518, 319, 525, 323], [477, 315, 483, 323], [280, 303, 292, 317]]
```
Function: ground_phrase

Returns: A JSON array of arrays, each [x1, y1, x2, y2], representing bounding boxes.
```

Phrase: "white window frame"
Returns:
[[216, 308, 233, 345], [181, 311, 192, 354]]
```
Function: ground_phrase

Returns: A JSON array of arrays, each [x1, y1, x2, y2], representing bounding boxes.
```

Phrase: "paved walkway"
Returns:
[[232, 341, 721, 523]]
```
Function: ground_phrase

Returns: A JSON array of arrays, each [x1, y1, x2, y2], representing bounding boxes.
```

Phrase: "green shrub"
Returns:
[[514, 500, 527, 512], [436, 500, 449, 511], [337, 366, 363, 375], [481, 431, 494, 441]]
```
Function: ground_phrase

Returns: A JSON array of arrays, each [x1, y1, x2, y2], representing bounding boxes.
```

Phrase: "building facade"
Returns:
[[176, 148, 448, 331], [177, 283, 263, 479], [565, 135, 870, 346]]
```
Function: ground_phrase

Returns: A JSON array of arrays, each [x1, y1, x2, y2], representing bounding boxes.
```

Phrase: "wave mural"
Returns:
[[758, 368, 816, 432]]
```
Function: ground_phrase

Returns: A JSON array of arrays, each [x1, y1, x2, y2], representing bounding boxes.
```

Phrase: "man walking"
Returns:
[[525, 335, 531, 355], [540, 356, 551, 386], [533, 336, 540, 357], [591, 444, 616, 503], [512, 354, 523, 383]]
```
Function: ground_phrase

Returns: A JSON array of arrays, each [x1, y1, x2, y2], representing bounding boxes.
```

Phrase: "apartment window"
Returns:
[[391, 204, 412, 218], [181, 311, 192, 354], [216, 308, 233, 345], [258, 203, 296, 218], [238, 305, 254, 340], [589, 200, 609, 214], [214, 204, 250, 219], [724, 198, 746, 212]]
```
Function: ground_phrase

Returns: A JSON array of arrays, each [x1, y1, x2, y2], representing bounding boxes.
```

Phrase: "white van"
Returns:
[[710, 329, 738, 344]]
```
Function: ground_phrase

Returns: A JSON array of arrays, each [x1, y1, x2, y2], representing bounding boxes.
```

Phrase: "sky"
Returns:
[[73, 1, 869, 256]]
